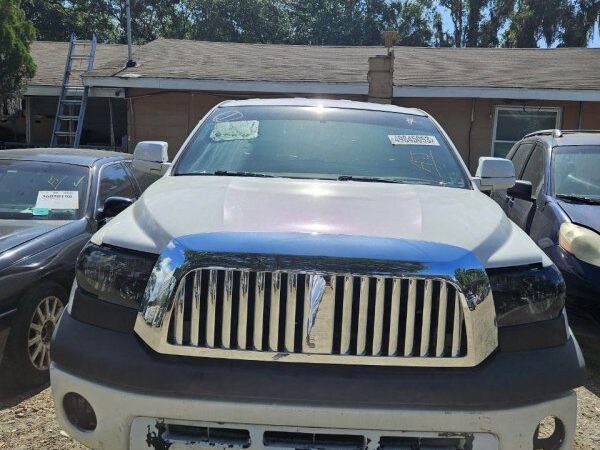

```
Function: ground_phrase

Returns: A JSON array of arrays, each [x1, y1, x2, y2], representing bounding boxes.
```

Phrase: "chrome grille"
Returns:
[[166, 269, 467, 359]]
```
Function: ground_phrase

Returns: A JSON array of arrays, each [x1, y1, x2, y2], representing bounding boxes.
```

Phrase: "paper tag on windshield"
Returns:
[[35, 191, 79, 210], [210, 120, 259, 142], [388, 135, 440, 146]]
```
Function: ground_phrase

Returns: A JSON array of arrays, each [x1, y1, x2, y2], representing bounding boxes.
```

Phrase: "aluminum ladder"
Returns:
[[50, 34, 97, 147]]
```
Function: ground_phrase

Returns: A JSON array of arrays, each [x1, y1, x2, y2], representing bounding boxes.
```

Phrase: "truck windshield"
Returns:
[[0, 160, 89, 220], [553, 146, 600, 201], [174, 106, 469, 188]]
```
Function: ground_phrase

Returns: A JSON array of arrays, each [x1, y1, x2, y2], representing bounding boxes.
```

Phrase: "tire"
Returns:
[[3, 282, 67, 387]]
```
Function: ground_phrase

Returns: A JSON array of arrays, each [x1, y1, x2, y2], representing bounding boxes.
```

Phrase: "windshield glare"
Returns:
[[0, 160, 89, 220], [174, 106, 469, 188], [553, 146, 600, 200]]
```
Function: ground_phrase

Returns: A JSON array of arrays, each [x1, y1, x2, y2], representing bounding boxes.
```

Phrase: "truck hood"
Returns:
[[96, 176, 549, 269], [557, 200, 600, 234], [0, 220, 66, 254]]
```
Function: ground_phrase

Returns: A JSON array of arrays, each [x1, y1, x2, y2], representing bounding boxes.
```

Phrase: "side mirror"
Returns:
[[132, 141, 170, 176], [473, 157, 516, 191], [507, 180, 533, 201], [98, 196, 134, 220]]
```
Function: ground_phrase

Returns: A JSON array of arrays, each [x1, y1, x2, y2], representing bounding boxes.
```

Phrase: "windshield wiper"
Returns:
[[337, 175, 404, 184], [181, 170, 275, 178], [556, 194, 600, 205]]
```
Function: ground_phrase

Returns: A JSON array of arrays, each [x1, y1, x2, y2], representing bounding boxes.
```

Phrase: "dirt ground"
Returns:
[[0, 316, 599, 450]]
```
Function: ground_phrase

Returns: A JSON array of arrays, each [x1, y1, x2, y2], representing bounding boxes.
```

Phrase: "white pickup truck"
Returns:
[[50, 99, 584, 450]]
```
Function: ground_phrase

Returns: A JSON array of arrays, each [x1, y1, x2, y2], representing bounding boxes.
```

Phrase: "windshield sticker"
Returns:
[[32, 207, 50, 216], [388, 135, 440, 146], [213, 110, 244, 122], [210, 120, 259, 142], [35, 191, 79, 210]]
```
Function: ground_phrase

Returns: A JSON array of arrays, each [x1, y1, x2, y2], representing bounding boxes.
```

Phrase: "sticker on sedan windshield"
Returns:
[[388, 135, 440, 146], [32, 207, 49, 216], [35, 191, 79, 210], [210, 120, 259, 142]]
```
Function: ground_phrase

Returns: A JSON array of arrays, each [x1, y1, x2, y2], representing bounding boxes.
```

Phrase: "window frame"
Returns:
[[94, 161, 138, 214], [491, 106, 562, 158]]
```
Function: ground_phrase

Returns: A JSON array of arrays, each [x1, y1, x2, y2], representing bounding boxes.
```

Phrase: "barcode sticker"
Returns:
[[388, 135, 440, 146]]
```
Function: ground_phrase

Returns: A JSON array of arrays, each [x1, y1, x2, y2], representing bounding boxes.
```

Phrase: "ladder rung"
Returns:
[[59, 115, 79, 121], [71, 55, 91, 59], [55, 131, 76, 136], [65, 85, 85, 90], [61, 99, 83, 104]]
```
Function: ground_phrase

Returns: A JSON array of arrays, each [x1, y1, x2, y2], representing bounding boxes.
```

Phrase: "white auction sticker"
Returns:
[[388, 135, 440, 146], [35, 191, 79, 210]]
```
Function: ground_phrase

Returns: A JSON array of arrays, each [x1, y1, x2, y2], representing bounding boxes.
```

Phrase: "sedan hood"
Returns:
[[0, 220, 66, 254], [557, 200, 600, 233], [96, 176, 548, 269]]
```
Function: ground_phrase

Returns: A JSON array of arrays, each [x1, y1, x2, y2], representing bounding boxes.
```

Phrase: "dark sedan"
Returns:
[[492, 130, 600, 313], [0, 148, 156, 386]]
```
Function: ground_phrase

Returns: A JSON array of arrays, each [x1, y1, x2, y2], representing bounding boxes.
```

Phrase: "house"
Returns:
[[2, 38, 600, 171]]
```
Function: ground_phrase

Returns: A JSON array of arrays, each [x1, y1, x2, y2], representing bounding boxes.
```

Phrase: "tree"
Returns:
[[0, 0, 36, 115], [559, 0, 600, 46]]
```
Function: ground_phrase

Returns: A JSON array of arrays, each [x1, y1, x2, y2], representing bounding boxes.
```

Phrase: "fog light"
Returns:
[[63, 392, 97, 432], [534, 416, 565, 450]]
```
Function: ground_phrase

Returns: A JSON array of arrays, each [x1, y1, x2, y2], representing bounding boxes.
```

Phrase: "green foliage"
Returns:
[[0, 0, 36, 111], [14, 0, 600, 48]]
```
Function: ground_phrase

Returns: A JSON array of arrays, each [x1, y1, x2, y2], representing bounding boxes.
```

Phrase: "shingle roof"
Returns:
[[32, 39, 600, 91], [29, 41, 129, 87]]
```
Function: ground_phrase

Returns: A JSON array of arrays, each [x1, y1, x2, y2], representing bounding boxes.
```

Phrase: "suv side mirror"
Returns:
[[473, 157, 516, 191], [507, 180, 533, 201], [133, 141, 170, 176], [97, 196, 134, 221]]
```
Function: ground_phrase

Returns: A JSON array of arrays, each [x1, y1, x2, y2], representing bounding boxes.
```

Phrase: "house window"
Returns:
[[492, 106, 561, 158]]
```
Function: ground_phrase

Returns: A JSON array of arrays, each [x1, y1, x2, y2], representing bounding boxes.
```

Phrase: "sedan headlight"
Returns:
[[487, 264, 565, 327], [76, 243, 157, 308], [559, 222, 600, 267]]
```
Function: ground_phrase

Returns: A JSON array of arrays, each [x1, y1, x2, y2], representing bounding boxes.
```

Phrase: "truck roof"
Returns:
[[219, 98, 427, 116]]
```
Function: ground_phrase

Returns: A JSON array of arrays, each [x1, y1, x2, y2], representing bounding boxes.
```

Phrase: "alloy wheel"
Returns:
[[27, 296, 64, 370]]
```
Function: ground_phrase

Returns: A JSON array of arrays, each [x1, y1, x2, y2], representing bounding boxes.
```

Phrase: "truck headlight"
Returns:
[[487, 264, 565, 327], [76, 243, 157, 308], [559, 222, 600, 267]]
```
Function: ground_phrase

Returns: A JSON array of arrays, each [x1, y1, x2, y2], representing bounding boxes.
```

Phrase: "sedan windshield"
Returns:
[[0, 160, 89, 220], [174, 106, 469, 188], [553, 146, 600, 202]]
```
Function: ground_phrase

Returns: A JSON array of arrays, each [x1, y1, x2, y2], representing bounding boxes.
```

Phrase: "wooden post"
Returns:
[[25, 97, 32, 145]]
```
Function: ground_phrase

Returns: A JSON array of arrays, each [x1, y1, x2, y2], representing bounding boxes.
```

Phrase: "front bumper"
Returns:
[[51, 363, 577, 450]]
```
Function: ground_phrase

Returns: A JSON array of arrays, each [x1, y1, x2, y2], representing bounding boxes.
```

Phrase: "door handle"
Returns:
[[504, 194, 514, 207]]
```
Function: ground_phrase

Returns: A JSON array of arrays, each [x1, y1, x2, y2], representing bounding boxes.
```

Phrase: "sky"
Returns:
[[439, 8, 600, 47]]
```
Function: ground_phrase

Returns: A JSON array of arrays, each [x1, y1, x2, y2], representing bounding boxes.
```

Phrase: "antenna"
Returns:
[[126, 0, 136, 67]]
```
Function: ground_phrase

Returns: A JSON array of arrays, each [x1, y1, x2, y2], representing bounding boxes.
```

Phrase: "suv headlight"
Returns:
[[76, 243, 157, 308], [487, 264, 565, 327], [559, 222, 600, 267]]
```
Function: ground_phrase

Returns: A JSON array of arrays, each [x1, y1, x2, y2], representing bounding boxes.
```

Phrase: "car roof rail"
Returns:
[[524, 129, 600, 139], [524, 129, 563, 139]]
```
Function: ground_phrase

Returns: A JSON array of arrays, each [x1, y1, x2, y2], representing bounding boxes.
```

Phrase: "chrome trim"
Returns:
[[134, 234, 497, 367]]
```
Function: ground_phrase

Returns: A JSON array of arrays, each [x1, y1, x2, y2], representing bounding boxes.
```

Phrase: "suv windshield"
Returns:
[[0, 160, 89, 220], [553, 146, 600, 201], [174, 106, 469, 188]]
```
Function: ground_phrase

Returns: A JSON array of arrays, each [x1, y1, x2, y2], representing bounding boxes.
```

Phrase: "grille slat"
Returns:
[[190, 271, 201, 346], [284, 273, 297, 352], [222, 270, 233, 348], [238, 271, 249, 349], [254, 272, 265, 350], [435, 281, 448, 357], [404, 279, 417, 357], [340, 276, 353, 355], [388, 278, 401, 356], [451, 291, 463, 357], [420, 279, 433, 357], [166, 268, 468, 363], [206, 270, 217, 348], [372, 277, 385, 356]]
